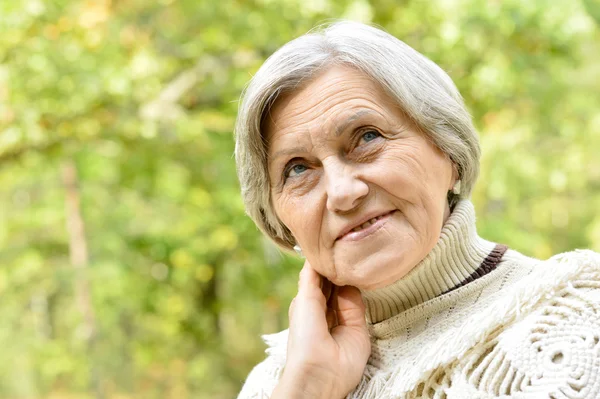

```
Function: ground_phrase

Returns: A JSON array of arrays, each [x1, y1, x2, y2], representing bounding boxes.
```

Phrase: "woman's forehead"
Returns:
[[264, 66, 397, 145]]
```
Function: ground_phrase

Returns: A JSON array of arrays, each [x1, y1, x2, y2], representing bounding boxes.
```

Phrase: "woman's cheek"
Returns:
[[276, 192, 314, 241]]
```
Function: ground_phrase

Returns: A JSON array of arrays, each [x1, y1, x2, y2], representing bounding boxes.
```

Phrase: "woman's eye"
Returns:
[[360, 130, 381, 143], [286, 163, 308, 178]]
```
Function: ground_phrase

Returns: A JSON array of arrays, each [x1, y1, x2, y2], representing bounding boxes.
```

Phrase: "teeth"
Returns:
[[352, 216, 382, 233]]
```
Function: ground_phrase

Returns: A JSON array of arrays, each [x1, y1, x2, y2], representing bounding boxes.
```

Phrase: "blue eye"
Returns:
[[288, 164, 307, 177], [361, 130, 381, 143]]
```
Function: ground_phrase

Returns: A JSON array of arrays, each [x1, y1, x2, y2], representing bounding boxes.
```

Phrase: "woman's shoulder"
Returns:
[[546, 248, 600, 269], [504, 246, 600, 268], [261, 328, 289, 356], [236, 330, 288, 399], [514, 248, 600, 336], [504, 248, 600, 322], [494, 248, 600, 326], [439, 249, 600, 397], [503, 247, 600, 286], [533, 248, 600, 292]]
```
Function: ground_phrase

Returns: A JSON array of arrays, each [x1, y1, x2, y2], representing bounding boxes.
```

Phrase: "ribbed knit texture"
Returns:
[[238, 200, 600, 399]]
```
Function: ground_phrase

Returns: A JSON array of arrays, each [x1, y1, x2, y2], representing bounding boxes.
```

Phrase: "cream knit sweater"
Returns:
[[238, 201, 600, 398]]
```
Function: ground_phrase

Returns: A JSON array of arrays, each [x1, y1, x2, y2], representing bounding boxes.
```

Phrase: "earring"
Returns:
[[293, 245, 304, 258], [452, 180, 462, 195]]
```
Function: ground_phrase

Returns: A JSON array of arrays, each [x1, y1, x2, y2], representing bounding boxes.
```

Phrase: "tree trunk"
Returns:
[[62, 159, 104, 399]]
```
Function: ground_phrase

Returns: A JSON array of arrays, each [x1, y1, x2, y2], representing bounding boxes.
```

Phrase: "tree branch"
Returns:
[[139, 55, 230, 122]]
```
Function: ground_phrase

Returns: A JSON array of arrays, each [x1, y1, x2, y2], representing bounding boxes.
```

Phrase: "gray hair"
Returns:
[[235, 21, 481, 250]]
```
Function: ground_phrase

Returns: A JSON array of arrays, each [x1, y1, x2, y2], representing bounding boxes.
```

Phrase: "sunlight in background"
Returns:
[[0, 0, 599, 397]]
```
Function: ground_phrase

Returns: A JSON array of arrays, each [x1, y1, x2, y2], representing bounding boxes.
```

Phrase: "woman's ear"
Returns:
[[448, 163, 459, 191]]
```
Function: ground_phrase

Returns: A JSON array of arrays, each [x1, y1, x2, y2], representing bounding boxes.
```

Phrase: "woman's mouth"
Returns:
[[338, 210, 396, 242]]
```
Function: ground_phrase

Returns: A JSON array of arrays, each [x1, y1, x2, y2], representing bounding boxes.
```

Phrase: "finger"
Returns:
[[331, 287, 371, 366], [288, 261, 331, 339], [298, 261, 325, 306], [328, 284, 339, 310], [334, 285, 367, 329], [325, 284, 338, 329], [322, 278, 333, 303], [288, 296, 298, 320], [326, 308, 337, 329]]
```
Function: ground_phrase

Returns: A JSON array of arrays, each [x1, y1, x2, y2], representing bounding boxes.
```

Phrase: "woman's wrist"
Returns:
[[272, 366, 338, 399]]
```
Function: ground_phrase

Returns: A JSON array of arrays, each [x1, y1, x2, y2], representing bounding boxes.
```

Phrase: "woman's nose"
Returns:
[[325, 165, 369, 213]]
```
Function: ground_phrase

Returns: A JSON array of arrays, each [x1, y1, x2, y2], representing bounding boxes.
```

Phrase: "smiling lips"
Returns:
[[337, 210, 396, 241]]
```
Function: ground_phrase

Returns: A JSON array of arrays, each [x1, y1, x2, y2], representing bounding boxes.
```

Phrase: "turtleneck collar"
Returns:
[[360, 200, 498, 324]]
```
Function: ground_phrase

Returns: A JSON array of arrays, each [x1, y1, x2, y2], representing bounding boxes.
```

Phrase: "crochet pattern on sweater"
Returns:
[[237, 202, 600, 399]]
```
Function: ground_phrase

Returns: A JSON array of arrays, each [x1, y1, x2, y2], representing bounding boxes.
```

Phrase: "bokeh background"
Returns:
[[1, 0, 600, 398]]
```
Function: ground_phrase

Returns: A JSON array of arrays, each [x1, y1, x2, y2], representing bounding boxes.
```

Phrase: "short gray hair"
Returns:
[[235, 21, 481, 250]]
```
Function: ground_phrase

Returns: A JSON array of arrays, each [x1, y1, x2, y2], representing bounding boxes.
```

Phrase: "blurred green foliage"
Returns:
[[0, 0, 599, 398]]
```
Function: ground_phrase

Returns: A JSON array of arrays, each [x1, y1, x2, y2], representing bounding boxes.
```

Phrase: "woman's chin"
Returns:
[[331, 246, 415, 290]]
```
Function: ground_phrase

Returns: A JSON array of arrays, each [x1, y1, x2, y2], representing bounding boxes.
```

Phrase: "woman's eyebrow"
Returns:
[[335, 109, 374, 136], [269, 110, 375, 162], [270, 146, 308, 162]]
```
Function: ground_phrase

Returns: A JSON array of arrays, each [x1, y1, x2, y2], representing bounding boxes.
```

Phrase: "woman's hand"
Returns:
[[272, 261, 371, 399]]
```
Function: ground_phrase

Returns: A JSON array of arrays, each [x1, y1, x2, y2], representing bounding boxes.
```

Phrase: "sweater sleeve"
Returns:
[[237, 330, 288, 399]]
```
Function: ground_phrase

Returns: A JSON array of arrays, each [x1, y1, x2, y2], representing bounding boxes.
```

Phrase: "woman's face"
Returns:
[[265, 66, 457, 290]]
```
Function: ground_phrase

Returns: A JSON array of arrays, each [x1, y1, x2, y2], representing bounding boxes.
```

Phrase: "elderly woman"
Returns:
[[234, 21, 600, 399]]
